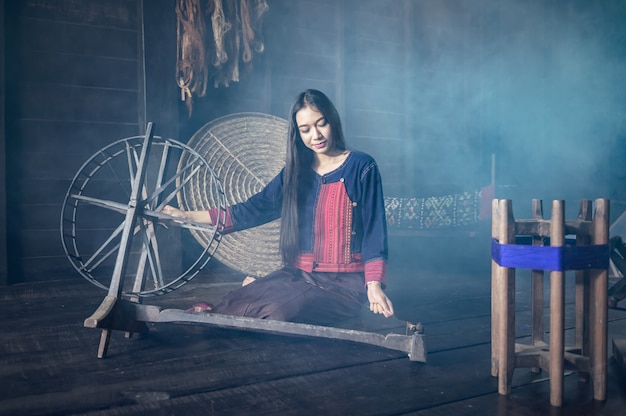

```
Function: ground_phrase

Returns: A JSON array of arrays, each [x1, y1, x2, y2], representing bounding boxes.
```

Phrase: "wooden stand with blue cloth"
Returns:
[[490, 198, 610, 407]]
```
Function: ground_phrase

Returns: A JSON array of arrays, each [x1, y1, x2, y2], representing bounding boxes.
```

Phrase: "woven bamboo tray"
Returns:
[[179, 112, 287, 277]]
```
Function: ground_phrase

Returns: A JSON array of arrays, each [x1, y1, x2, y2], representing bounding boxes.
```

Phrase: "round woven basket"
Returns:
[[179, 112, 287, 277]]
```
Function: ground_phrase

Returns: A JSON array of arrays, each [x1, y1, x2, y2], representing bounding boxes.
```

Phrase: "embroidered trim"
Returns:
[[313, 182, 353, 264]]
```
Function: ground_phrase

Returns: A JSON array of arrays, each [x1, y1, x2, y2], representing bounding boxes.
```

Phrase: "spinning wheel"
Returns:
[[60, 123, 226, 296]]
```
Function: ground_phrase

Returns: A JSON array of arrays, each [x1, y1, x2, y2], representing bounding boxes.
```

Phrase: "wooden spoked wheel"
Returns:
[[60, 133, 226, 297]]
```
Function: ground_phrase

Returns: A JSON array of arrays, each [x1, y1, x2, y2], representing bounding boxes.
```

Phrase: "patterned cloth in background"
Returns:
[[385, 189, 485, 230]]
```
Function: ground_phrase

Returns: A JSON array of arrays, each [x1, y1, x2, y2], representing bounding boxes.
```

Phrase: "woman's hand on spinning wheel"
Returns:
[[162, 205, 213, 224]]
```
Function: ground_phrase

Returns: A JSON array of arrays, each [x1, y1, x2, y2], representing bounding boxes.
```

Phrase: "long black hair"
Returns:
[[279, 89, 347, 265]]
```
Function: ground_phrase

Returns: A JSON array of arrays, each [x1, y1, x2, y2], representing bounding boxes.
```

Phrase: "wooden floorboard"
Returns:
[[2, 266, 626, 415], [72, 345, 495, 416], [406, 362, 626, 416]]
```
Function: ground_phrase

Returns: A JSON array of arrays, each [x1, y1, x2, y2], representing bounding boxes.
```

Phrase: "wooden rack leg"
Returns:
[[498, 266, 515, 395], [549, 269, 565, 407], [496, 199, 516, 396], [591, 268, 608, 401], [575, 269, 591, 384], [549, 200, 565, 407], [530, 199, 544, 374], [530, 268, 544, 375], [491, 199, 500, 377], [591, 198, 609, 401], [576, 201, 592, 383]]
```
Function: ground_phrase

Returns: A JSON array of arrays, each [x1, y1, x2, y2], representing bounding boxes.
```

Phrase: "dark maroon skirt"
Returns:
[[211, 267, 367, 325]]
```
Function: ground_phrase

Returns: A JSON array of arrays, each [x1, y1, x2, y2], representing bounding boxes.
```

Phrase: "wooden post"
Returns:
[[591, 198, 609, 401], [575, 200, 592, 383], [530, 199, 544, 374], [549, 200, 565, 407], [496, 199, 516, 395], [491, 198, 500, 377]]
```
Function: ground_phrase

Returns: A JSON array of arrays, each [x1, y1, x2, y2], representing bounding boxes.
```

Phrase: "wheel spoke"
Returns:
[[151, 140, 171, 210], [138, 219, 164, 290], [70, 194, 130, 215], [147, 156, 201, 208], [82, 221, 125, 272], [125, 140, 139, 185], [99, 149, 132, 201]]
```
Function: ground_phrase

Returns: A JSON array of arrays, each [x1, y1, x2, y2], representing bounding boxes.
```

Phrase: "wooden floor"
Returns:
[[3, 244, 626, 415]]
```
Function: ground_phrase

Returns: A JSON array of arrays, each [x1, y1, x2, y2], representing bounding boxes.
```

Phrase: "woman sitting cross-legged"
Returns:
[[163, 89, 393, 326]]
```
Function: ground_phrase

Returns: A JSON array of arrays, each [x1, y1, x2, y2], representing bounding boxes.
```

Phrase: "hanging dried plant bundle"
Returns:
[[176, 0, 269, 114], [176, 0, 209, 115], [211, 0, 231, 67]]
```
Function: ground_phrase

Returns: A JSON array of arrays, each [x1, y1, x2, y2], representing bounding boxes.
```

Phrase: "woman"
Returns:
[[164, 89, 393, 325]]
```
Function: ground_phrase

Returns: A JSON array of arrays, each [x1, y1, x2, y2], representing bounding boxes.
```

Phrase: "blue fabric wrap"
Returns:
[[491, 238, 610, 271]]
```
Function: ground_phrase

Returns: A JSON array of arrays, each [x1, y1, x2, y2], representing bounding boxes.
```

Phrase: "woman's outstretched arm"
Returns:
[[162, 205, 213, 224]]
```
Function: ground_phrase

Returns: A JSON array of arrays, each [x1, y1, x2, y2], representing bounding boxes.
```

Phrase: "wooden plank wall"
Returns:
[[0, 0, 7, 285], [410, 0, 488, 196], [4, 0, 144, 283], [341, 0, 413, 197]]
